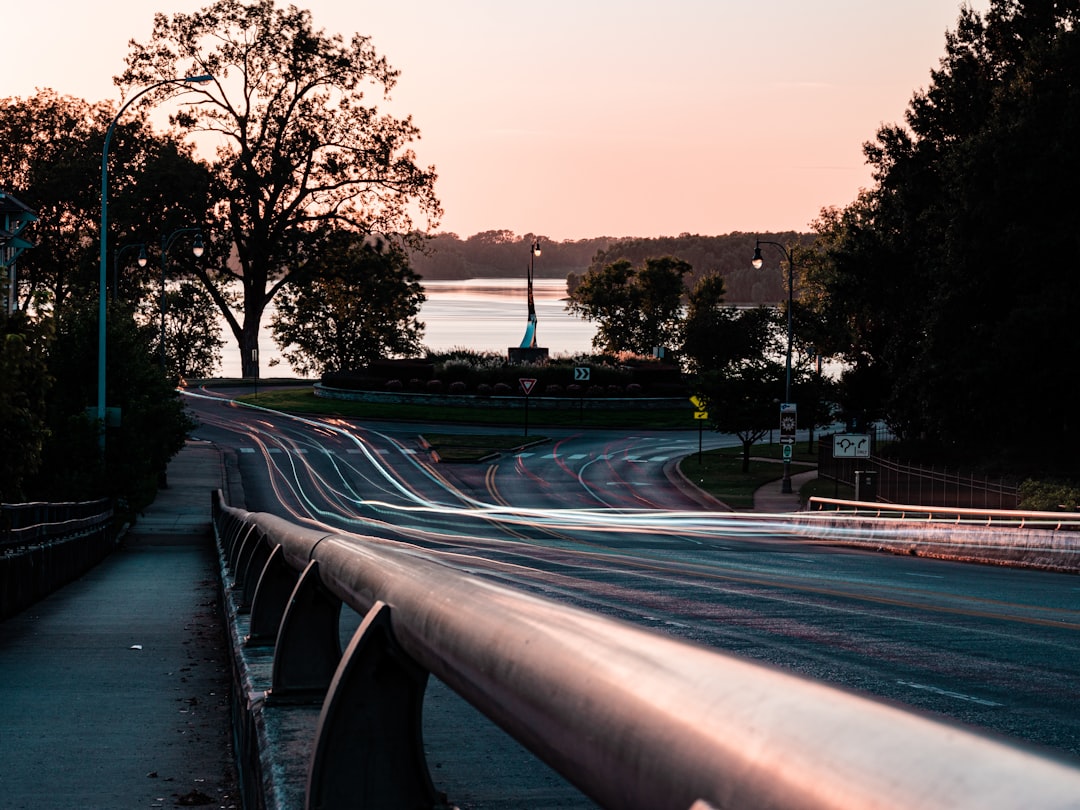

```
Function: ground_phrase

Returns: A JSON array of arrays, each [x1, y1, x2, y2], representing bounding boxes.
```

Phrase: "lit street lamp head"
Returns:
[[192, 233, 205, 258], [752, 242, 764, 270]]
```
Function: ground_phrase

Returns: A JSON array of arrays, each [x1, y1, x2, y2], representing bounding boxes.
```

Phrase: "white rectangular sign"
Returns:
[[833, 434, 871, 458]]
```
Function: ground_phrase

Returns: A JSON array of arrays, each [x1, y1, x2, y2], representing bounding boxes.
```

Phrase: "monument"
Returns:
[[507, 236, 550, 364]]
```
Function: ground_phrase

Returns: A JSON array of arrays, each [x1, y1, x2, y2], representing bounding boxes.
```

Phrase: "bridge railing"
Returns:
[[212, 491, 1080, 810], [1, 499, 115, 619]]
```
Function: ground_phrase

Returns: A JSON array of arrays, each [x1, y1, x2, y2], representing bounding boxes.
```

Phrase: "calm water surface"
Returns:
[[219, 278, 597, 378]]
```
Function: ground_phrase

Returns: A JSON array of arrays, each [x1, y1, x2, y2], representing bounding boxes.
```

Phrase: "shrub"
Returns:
[[544, 384, 563, 396], [567, 384, 583, 396], [626, 383, 643, 397], [385, 379, 403, 392], [408, 378, 425, 392], [588, 384, 605, 397], [426, 379, 444, 393], [477, 383, 493, 398], [448, 381, 467, 395], [493, 382, 513, 396], [607, 384, 623, 396], [1018, 480, 1080, 511]]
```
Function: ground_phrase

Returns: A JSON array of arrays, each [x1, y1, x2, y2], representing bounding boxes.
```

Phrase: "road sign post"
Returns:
[[520, 378, 537, 437], [573, 368, 589, 422]]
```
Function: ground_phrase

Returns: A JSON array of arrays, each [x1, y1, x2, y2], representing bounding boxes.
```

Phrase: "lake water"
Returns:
[[219, 278, 597, 378]]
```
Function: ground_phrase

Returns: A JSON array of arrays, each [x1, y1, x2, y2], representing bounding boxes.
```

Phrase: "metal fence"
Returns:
[[0, 499, 115, 619], [817, 429, 1020, 510]]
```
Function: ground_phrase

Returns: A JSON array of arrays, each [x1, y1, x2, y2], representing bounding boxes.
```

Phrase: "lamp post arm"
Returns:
[[97, 75, 211, 440]]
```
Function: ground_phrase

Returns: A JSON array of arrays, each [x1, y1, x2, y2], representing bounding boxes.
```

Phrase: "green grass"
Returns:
[[676, 442, 822, 510], [232, 387, 696, 429]]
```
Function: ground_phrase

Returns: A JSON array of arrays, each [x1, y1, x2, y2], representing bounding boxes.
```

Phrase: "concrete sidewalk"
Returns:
[[0, 441, 238, 810], [752, 466, 819, 512]]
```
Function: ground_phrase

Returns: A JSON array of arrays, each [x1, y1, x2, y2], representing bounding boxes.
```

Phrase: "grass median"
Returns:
[[233, 387, 695, 429]]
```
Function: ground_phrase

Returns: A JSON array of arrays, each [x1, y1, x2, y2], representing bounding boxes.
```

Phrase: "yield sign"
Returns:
[[519, 378, 537, 396]]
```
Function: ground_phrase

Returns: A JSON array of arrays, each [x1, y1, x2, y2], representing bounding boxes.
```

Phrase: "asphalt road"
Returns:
[[184, 387, 1080, 770]]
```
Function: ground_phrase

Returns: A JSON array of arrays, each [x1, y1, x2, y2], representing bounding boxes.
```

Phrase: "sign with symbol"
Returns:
[[779, 402, 797, 444], [782, 444, 793, 459], [690, 395, 704, 409], [574, 367, 591, 382], [519, 378, 537, 396], [832, 433, 870, 458], [693, 411, 709, 420]]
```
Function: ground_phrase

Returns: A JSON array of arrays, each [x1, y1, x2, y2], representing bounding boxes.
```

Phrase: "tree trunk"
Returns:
[[238, 324, 260, 379], [741, 440, 752, 473]]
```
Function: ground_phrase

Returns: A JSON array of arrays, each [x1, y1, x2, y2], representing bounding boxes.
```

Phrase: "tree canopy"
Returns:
[[804, 0, 1080, 471], [0, 90, 209, 311], [119, 0, 441, 377], [271, 234, 425, 376], [566, 255, 692, 356]]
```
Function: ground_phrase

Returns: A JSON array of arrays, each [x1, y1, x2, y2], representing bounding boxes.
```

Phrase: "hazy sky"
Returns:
[[8, 0, 984, 240]]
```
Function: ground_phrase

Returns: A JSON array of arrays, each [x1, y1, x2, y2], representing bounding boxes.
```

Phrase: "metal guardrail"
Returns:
[[1, 499, 113, 546], [1, 499, 113, 550], [1, 499, 116, 620], [211, 491, 1080, 810], [809, 497, 1080, 531]]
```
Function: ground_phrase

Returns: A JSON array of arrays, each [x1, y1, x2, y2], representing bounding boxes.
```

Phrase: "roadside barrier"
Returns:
[[0, 499, 115, 619], [800, 498, 1080, 572], [212, 491, 1080, 810]]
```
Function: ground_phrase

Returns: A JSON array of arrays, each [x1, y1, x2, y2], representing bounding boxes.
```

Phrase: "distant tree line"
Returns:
[[408, 230, 804, 306]]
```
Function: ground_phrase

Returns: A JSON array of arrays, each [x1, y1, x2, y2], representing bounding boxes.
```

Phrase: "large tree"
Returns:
[[804, 0, 1080, 471], [119, 0, 441, 378], [270, 233, 425, 376], [567, 255, 691, 355]]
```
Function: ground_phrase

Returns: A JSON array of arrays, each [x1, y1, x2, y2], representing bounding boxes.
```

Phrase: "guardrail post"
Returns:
[[270, 560, 342, 701], [306, 600, 439, 810], [227, 523, 258, 576], [246, 544, 299, 647], [239, 535, 274, 613]]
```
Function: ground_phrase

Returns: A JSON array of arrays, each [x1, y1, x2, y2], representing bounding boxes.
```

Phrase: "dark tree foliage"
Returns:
[[271, 234, 425, 376], [148, 282, 225, 380], [0, 314, 52, 501], [582, 232, 811, 304], [120, 0, 441, 378], [566, 256, 691, 355], [27, 301, 193, 514], [0, 90, 210, 311], [804, 0, 1080, 473]]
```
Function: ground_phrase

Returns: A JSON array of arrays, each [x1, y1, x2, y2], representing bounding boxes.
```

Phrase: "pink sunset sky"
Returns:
[[7, 0, 986, 240]]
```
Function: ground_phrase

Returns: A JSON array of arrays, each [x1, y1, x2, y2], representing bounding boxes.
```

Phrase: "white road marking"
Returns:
[[897, 680, 1003, 707]]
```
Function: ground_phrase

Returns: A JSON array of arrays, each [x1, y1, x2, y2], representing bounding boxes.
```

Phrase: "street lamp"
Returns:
[[97, 73, 211, 447], [112, 243, 147, 301], [160, 229, 204, 370], [752, 238, 796, 494]]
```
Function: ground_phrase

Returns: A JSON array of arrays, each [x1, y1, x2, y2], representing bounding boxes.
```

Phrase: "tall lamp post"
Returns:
[[112, 243, 147, 301], [160, 229, 204, 370], [97, 73, 211, 447], [752, 238, 796, 493]]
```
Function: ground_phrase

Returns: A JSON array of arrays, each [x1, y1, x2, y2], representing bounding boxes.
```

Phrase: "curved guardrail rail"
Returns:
[[808, 496, 1080, 530], [212, 491, 1080, 810]]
